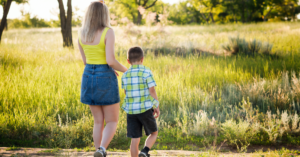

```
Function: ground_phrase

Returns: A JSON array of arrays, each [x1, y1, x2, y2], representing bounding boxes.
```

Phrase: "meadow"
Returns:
[[1, 22, 300, 153]]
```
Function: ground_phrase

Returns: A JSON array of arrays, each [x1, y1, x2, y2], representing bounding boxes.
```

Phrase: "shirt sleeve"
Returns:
[[145, 71, 157, 88]]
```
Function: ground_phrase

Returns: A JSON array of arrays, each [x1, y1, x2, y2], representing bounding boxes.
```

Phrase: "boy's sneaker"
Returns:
[[138, 152, 150, 157], [94, 147, 106, 157]]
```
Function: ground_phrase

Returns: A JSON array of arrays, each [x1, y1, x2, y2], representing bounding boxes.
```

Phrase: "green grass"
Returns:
[[1, 22, 300, 149], [37, 148, 60, 155], [5, 146, 21, 151]]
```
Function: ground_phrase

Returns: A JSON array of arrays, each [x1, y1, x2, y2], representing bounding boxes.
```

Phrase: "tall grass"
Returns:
[[1, 22, 300, 149]]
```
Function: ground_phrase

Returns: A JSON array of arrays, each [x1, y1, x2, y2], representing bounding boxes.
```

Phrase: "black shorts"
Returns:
[[127, 108, 158, 138]]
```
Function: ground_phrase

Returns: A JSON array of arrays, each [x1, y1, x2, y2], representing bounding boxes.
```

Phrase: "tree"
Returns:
[[0, 0, 28, 43], [57, 0, 73, 48], [117, 0, 158, 25], [272, 0, 299, 21], [261, 0, 284, 21], [168, 1, 205, 24], [192, 0, 221, 24]]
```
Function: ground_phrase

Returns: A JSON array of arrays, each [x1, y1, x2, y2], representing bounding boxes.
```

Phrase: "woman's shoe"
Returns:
[[94, 147, 106, 157]]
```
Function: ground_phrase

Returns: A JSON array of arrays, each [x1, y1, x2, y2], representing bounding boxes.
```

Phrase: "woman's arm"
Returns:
[[105, 29, 127, 73], [78, 39, 86, 65]]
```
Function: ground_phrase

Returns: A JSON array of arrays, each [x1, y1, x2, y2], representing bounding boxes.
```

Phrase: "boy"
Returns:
[[121, 47, 160, 157]]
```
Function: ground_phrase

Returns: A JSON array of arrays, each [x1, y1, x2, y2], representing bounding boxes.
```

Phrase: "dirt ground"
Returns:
[[1, 148, 202, 157], [1, 146, 300, 157]]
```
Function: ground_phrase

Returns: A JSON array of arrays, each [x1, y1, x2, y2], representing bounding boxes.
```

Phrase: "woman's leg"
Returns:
[[89, 105, 105, 150], [100, 103, 120, 149]]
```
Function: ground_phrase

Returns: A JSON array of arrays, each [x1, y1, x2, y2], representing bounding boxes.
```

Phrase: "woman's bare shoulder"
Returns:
[[107, 28, 114, 34], [106, 28, 115, 39]]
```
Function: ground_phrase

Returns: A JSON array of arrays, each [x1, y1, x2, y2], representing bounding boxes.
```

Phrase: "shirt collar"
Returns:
[[130, 64, 145, 69]]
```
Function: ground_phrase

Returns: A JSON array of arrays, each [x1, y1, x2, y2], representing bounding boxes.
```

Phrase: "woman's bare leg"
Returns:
[[89, 105, 105, 150], [100, 103, 120, 149]]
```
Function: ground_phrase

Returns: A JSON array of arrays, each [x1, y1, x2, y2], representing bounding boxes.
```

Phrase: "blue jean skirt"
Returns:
[[80, 64, 120, 105]]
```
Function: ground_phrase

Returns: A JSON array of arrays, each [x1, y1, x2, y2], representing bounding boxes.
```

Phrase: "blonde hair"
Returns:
[[80, 2, 111, 43]]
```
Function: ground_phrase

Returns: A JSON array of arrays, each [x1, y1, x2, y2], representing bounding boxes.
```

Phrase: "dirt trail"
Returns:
[[1, 147, 297, 157], [1, 147, 205, 157]]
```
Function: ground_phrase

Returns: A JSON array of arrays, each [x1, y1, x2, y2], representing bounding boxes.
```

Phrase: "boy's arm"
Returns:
[[149, 87, 160, 118], [149, 87, 158, 102], [124, 90, 126, 95]]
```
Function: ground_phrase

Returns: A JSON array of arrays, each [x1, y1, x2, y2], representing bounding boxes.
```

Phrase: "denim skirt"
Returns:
[[80, 64, 120, 105]]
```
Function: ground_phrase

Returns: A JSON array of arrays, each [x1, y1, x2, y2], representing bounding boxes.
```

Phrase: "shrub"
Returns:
[[221, 119, 259, 152], [222, 36, 277, 58]]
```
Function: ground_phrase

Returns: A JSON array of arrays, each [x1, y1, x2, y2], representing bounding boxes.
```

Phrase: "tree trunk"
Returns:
[[136, 11, 142, 25], [0, 0, 12, 43], [264, 7, 274, 22], [57, 0, 73, 48], [246, 0, 249, 23], [241, 0, 245, 23], [210, 9, 215, 24], [1, 4, 8, 31], [200, 12, 209, 23]]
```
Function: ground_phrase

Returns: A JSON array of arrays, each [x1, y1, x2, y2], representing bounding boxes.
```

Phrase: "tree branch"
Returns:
[[143, 0, 149, 7], [57, 0, 66, 29], [145, 0, 157, 9], [66, 0, 72, 27]]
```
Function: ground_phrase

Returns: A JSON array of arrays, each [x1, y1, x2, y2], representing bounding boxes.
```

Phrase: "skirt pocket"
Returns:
[[96, 76, 111, 91]]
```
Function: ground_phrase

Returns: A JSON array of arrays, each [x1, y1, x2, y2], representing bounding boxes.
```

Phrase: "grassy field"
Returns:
[[1, 22, 300, 152]]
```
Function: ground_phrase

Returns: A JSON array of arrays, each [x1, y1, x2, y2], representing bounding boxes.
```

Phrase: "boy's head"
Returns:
[[127, 47, 144, 65]]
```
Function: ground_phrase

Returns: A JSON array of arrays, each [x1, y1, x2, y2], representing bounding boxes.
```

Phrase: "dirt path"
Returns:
[[1, 147, 299, 157], [1, 147, 205, 157]]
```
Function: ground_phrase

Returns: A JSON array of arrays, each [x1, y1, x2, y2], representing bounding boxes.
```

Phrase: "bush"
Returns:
[[222, 36, 278, 58], [221, 119, 259, 152]]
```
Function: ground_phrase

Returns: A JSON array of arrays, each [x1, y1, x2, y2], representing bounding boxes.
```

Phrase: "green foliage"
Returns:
[[222, 119, 259, 152], [8, 13, 51, 28], [1, 23, 300, 150], [5, 146, 21, 151], [37, 148, 60, 155], [0, 0, 28, 5]]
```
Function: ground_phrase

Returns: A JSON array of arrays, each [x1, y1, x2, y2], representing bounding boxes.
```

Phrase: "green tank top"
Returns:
[[79, 27, 110, 65]]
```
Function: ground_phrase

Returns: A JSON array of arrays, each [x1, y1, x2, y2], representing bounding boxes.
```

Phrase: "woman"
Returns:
[[78, 1, 127, 157]]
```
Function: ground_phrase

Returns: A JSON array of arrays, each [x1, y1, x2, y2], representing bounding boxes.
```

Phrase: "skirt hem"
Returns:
[[81, 101, 120, 106]]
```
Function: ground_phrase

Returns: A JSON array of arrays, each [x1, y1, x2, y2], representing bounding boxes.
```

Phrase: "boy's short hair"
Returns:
[[127, 47, 144, 63]]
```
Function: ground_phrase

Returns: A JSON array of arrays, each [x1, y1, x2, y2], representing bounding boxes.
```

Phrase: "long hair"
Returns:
[[80, 2, 111, 43]]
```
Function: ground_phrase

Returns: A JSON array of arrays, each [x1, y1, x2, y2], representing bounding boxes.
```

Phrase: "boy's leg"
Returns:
[[130, 138, 141, 157], [140, 109, 159, 155], [144, 131, 158, 149], [127, 113, 143, 157]]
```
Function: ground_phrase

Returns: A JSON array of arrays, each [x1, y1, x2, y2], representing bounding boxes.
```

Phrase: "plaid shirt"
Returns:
[[121, 65, 159, 114]]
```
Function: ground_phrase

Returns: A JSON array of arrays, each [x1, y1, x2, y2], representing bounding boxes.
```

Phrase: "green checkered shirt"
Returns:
[[121, 65, 159, 114]]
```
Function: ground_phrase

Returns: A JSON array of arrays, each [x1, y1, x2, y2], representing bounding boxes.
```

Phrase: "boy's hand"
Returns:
[[114, 70, 119, 76], [153, 107, 160, 118]]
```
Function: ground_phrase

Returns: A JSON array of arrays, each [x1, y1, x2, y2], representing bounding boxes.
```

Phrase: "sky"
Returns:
[[1, 0, 180, 20], [1, 0, 299, 20]]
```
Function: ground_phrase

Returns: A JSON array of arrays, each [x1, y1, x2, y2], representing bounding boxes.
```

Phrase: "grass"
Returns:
[[37, 148, 60, 155], [5, 146, 21, 151], [1, 22, 300, 151]]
